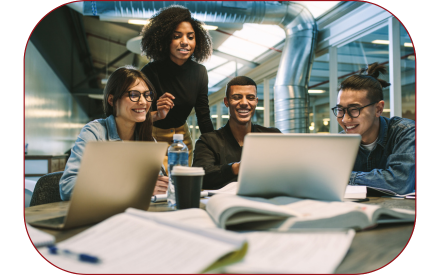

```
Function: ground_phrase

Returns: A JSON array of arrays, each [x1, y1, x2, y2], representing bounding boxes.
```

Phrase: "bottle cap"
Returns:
[[171, 166, 205, 176], [173, 134, 184, 141]]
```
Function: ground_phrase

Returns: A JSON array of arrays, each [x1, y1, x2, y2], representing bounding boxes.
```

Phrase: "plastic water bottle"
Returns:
[[167, 134, 189, 208]]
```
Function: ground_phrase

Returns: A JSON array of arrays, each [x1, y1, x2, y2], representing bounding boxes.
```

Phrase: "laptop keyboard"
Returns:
[[31, 216, 66, 226]]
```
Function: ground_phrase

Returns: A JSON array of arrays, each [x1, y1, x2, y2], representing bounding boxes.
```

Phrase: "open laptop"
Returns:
[[236, 133, 361, 201], [28, 141, 168, 229]]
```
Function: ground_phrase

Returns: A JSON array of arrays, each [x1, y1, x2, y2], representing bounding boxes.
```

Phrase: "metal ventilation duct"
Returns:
[[81, 1, 317, 133]]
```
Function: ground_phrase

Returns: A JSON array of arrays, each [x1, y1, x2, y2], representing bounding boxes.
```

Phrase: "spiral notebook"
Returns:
[[26, 223, 55, 247]]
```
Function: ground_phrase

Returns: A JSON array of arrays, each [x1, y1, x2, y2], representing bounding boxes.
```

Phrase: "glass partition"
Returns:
[[400, 24, 415, 121], [252, 82, 265, 125], [337, 26, 390, 119], [308, 50, 330, 133]]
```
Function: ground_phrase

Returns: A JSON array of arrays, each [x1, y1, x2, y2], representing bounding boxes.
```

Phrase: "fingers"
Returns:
[[160, 93, 175, 100], [153, 177, 169, 195], [157, 176, 169, 183], [153, 185, 167, 195], [156, 96, 174, 110]]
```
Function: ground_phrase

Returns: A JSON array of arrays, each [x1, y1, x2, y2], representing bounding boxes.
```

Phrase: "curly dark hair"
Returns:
[[339, 62, 391, 103], [140, 5, 212, 63]]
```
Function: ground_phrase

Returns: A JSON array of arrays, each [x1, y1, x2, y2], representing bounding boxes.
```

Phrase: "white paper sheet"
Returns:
[[224, 230, 355, 274], [26, 223, 55, 247], [39, 213, 242, 274]]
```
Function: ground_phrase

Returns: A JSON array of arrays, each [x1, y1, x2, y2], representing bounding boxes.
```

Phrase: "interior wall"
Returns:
[[25, 41, 89, 155]]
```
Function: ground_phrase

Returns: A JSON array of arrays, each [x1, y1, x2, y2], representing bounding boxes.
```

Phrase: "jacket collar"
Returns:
[[376, 116, 389, 148], [105, 115, 122, 141], [224, 120, 255, 133]]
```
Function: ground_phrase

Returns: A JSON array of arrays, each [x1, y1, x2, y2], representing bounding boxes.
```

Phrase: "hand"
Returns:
[[153, 176, 169, 195], [231, 162, 240, 175], [152, 93, 175, 122]]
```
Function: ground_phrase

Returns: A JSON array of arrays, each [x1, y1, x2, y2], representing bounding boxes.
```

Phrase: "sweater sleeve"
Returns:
[[194, 66, 214, 134], [192, 135, 237, 189]]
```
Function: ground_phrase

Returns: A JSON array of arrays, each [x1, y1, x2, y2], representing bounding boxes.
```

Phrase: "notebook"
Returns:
[[28, 141, 168, 230], [236, 133, 361, 201]]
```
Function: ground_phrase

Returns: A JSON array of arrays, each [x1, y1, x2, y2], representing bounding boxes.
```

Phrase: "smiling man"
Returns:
[[333, 63, 415, 195], [193, 76, 281, 189]]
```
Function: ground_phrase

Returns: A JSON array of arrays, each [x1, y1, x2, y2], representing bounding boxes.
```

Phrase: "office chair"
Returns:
[[29, 171, 63, 207]]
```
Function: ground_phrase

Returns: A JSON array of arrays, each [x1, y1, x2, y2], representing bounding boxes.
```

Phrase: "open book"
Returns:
[[205, 194, 415, 231], [105, 209, 357, 273], [207, 182, 367, 199], [39, 208, 247, 274], [367, 186, 415, 199]]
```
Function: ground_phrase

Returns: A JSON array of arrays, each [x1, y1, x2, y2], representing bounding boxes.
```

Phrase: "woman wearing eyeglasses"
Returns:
[[59, 66, 175, 201], [140, 5, 214, 169]]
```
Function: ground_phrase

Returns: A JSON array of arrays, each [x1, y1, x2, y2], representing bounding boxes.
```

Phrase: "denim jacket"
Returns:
[[348, 116, 415, 195], [59, 115, 124, 200]]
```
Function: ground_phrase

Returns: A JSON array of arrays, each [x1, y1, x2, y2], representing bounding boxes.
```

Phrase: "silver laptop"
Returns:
[[29, 141, 168, 229], [236, 133, 361, 201]]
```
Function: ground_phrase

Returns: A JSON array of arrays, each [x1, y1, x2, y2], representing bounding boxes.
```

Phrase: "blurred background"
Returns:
[[25, 1, 415, 155]]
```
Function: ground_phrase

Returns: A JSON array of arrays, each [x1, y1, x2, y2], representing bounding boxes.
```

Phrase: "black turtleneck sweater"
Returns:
[[141, 58, 214, 134]]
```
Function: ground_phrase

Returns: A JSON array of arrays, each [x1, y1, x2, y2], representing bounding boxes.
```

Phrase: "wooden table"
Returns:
[[25, 197, 415, 274]]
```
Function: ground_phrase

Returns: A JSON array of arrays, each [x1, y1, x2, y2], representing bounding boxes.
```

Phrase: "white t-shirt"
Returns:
[[360, 137, 378, 151]]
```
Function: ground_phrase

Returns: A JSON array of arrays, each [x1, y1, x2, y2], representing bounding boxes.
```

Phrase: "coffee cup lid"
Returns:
[[171, 166, 205, 176]]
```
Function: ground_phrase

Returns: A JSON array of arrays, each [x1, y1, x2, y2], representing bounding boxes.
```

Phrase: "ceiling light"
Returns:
[[308, 90, 325, 94], [101, 79, 108, 85], [256, 107, 264, 110], [404, 42, 413, 47], [222, 115, 229, 118], [383, 109, 391, 112], [88, 94, 104, 100], [211, 115, 218, 118], [372, 40, 389, 45], [203, 25, 218, 30], [128, 19, 149, 25]]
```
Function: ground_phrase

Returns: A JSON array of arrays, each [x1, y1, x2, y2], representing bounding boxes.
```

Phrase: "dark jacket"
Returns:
[[193, 121, 281, 189]]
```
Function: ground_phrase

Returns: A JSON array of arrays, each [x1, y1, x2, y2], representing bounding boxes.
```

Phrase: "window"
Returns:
[[308, 50, 331, 133], [400, 24, 415, 121], [337, 26, 391, 119]]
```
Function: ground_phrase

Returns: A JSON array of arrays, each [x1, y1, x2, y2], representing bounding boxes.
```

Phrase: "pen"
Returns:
[[47, 245, 100, 263], [160, 166, 168, 177]]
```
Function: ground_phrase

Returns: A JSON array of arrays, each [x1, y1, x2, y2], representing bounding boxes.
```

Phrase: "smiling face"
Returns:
[[336, 89, 384, 144], [108, 78, 152, 128], [169, 21, 196, 66], [224, 85, 258, 126]]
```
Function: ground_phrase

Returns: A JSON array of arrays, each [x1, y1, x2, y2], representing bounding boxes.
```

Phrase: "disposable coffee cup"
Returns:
[[171, 166, 205, 210]]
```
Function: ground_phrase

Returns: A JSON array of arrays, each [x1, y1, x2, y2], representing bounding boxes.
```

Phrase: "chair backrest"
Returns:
[[29, 171, 64, 207]]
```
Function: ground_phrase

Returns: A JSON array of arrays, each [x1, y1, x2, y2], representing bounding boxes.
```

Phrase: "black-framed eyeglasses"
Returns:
[[127, 90, 153, 102], [331, 102, 377, 118]]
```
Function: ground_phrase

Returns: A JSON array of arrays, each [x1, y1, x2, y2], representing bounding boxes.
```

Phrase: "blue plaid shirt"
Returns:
[[348, 116, 415, 195]]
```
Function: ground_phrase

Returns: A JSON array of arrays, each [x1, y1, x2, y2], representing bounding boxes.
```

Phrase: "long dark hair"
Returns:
[[338, 62, 391, 102], [140, 5, 212, 63], [103, 66, 156, 141]]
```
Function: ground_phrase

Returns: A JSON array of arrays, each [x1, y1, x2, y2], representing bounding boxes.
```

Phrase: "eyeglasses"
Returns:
[[331, 102, 377, 118], [127, 90, 153, 102]]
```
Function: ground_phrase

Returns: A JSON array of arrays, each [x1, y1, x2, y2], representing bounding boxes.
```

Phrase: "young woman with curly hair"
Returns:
[[140, 5, 214, 170]]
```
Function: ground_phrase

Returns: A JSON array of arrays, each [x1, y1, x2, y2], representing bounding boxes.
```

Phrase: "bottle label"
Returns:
[[168, 151, 189, 166]]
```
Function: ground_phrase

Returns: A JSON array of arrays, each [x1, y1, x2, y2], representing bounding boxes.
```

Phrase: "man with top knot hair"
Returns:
[[332, 62, 415, 195]]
